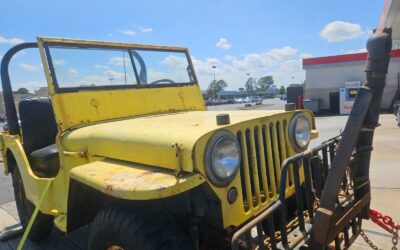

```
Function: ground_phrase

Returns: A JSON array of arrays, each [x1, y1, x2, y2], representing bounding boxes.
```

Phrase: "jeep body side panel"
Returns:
[[1, 134, 54, 213], [69, 158, 205, 200]]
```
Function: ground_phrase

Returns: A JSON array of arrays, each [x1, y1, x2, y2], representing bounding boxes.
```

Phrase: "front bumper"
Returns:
[[230, 135, 368, 250]]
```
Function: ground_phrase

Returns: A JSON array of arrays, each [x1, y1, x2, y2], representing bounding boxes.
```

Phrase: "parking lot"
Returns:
[[0, 98, 399, 249]]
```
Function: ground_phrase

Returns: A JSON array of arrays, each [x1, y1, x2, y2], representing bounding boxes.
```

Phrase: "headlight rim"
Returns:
[[204, 130, 241, 187], [289, 112, 311, 152]]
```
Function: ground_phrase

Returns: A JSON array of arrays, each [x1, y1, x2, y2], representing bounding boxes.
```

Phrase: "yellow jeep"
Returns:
[[0, 37, 318, 249]]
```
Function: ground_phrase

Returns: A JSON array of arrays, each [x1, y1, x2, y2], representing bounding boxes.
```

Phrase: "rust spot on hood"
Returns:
[[105, 184, 113, 194]]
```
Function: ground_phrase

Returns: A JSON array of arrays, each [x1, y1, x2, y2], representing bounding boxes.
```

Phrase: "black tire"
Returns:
[[12, 166, 54, 242], [88, 203, 194, 250]]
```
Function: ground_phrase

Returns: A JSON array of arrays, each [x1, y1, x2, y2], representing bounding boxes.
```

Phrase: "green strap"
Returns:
[[17, 180, 53, 250]]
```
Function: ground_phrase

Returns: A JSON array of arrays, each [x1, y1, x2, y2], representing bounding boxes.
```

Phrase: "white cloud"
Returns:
[[147, 68, 189, 83], [139, 27, 153, 33], [345, 48, 367, 54], [266, 46, 298, 61], [120, 30, 136, 36], [206, 58, 221, 66], [68, 68, 78, 75], [191, 46, 305, 90], [104, 70, 124, 80], [54, 59, 65, 66], [0, 36, 24, 45], [231, 46, 298, 70], [81, 70, 126, 86], [320, 21, 364, 42], [299, 53, 313, 59], [160, 55, 188, 68], [109, 56, 130, 66], [224, 55, 234, 61], [18, 63, 39, 72], [81, 75, 107, 85], [216, 38, 231, 50], [94, 64, 110, 70]]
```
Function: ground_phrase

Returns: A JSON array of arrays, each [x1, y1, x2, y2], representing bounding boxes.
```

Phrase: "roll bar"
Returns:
[[1, 42, 38, 135]]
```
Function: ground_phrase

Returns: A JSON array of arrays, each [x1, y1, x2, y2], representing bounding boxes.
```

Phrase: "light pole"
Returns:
[[291, 76, 295, 85], [247, 73, 256, 95], [212, 65, 216, 82]]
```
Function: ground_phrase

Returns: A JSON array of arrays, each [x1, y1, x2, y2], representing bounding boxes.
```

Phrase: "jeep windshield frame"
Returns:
[[40, 39, 198, 93]]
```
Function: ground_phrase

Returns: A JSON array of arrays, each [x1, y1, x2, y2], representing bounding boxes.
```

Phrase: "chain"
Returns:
[[392, 224, 398, 250], [368, 209, 400, 250], [257, 206, 314, 250], [360, 230, 382, 250]]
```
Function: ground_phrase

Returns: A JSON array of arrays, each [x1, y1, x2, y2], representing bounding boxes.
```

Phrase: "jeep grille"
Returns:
[[236, 120, 295, 212]]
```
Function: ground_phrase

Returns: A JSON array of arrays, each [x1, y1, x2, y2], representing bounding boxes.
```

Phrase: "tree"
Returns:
[[288, 83, 303, 88], [288, 80, 305, 88], [279, 86, 286, 95], [256, 75, 274, 91], [207, 79, 228, 99], [16, 87, 29, 94], [245, 77, 256, 94]]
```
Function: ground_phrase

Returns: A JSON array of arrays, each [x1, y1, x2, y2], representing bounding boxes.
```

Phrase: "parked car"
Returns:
[[235, 98, 247, 104], [205, 99, 214, 106], [227, 99, 236, 104], [0, 113, 6, 122], [2, 115, 20, 131], [394, 101, 400, 127], [250, 96, 263, 104], [205, 99, 229, 106]]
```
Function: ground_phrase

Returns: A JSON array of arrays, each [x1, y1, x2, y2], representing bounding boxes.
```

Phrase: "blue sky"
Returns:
[[0, 0, 384, 91]]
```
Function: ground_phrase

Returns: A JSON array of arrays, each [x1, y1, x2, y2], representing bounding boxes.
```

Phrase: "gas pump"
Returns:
[[339, 81, 361, 114]]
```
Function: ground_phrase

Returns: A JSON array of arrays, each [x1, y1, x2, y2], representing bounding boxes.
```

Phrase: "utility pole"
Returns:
[[212, 65, 216, 82]]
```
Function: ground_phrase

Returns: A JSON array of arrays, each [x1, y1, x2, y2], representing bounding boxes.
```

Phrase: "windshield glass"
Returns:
[[46, 45, 196, 91], [49, 48, 137, 88]]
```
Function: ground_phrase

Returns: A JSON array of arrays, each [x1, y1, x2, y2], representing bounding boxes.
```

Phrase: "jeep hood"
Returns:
[[62, 110, 286, 172]]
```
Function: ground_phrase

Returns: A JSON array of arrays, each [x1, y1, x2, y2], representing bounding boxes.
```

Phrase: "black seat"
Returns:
[[29, 144, 60, 177], [19, 97, 59, 178]]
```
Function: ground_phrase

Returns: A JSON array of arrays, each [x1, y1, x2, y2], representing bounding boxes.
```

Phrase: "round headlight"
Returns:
[[211, 137, 240, 179], [289, 113, 311, 152], [205, 130, 240, 187]]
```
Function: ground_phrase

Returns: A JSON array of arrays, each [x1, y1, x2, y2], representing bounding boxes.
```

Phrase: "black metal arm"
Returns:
[[1, 42, 38, 135], [310, 27, 393, 248]]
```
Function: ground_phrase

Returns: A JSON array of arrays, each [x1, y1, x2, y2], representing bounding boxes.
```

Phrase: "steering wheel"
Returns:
[[130, 51, 177, 85], [130, 50, 147, 84], [149, 79, 176, 85]]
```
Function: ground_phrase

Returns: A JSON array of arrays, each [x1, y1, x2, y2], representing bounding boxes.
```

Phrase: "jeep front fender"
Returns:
[[69, 159, 205, 200]]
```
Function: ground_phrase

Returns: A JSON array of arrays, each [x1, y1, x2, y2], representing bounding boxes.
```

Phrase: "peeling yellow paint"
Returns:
[[70, 158, 205, 200]]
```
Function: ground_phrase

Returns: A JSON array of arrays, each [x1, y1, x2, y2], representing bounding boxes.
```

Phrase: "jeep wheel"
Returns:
[[12, 166, 54, 241], [88, 203, 194, 250]]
